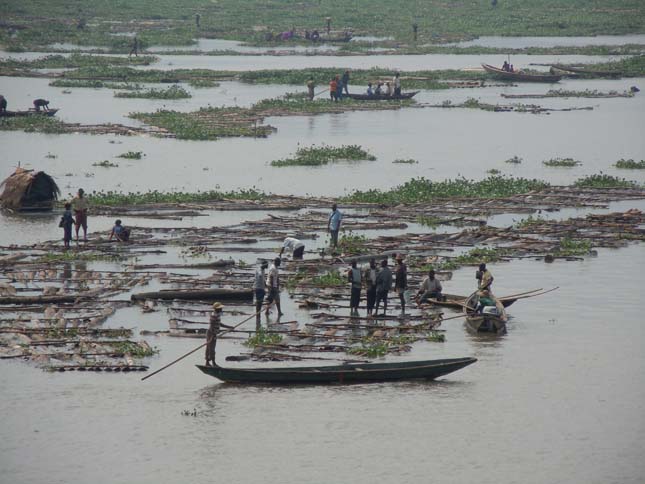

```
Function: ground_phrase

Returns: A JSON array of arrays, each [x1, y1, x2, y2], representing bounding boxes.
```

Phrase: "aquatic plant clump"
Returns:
[[49, 79, 142, 90], [243, 328, 283, 347], [270, 145, 377, 167], [504, 156, 523, 164], [114, 85, 191, 99], [92, 160, 119, 168], [342, 176, 550, 204], [573, 174, 641, 188], [393, 159, 418, 164], [614, 159, 645, 169], [0, 116, 66, 134], [337, 233, 369, 255], [88, 188, 267, 206], [117, 151, 144, 160], [542, 158, 581, 167]]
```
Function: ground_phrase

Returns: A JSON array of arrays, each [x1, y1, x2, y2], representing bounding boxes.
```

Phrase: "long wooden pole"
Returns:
[[141, 305, 265, 381]]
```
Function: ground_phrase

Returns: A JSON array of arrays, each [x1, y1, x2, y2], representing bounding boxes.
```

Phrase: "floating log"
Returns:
[[131, 288, 253, 302], [132, 260, 234, 270], [0, 294, 87, 304]]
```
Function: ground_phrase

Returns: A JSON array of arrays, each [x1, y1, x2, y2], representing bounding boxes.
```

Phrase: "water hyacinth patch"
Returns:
[[342, 175, 550, 204], [504, 156, 523, 164], [114, 85, 191, 99], [573, 174, 641, 188], [270, 144, 376, 167], [92, 160, 119, 168], [392, 158, 418, 164], [614, 159, 645, 169], [542, 157, 582, 167], [87, 188, 267, 206], [117, 151, 144, 160]]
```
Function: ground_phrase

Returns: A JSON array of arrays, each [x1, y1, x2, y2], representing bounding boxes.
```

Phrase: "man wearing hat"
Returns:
[[254, 260, 268, 326], [205, 302, 223, 366], [476, 263, 494, 292]]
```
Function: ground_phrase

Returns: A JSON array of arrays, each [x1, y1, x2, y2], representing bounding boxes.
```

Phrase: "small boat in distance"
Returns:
[[197, 357, 477, 384], [346, 91, 419, 101], [481, 63, 561, 83], [549, 64, 620, 78], [0, 109, 59, 118], [463, 292, 508, 334]]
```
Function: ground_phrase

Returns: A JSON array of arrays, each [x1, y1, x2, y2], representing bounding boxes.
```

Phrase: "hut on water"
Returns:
[[0, 168, 60, 211]]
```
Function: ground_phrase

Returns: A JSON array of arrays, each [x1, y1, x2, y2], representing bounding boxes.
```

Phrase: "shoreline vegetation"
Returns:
[[83, 175, 643, 207], [2, 0, 645, 52]]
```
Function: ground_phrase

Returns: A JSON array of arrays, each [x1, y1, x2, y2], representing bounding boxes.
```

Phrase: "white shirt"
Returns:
[[266, 264, 280, 289], [283, 237, 304, 251], [393, 76, 401, 88]]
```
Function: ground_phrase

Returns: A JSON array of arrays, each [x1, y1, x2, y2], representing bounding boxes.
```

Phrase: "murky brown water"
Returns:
[[1, 43, 644, 484]]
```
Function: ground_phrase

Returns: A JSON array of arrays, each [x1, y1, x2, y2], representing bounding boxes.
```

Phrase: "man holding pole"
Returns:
[[205, 302, 223, 366]]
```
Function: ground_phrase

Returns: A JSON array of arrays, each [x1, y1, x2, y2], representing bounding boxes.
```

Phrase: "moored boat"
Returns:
[[549, 64, 620, 77], [346, 91, 419, 101], [463, 292, 508, 334], [0, 109, 59, 118], [481, 64, 561, 83], [423, 293, 517, 310], [197, 357, 477, 384]]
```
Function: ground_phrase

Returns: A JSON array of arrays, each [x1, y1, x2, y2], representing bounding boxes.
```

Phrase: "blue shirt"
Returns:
[[329, 209, 342, 231]]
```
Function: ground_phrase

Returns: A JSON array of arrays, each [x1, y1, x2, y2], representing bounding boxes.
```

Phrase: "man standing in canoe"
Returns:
[[205, 302, 223, 367], [393, 72, 401, 96], [306, 77, 315, 100], [265, 257, 283, 318], [476, 263, 494, 292], [327, 203, 342, 249], [72, 188, 89, 242]]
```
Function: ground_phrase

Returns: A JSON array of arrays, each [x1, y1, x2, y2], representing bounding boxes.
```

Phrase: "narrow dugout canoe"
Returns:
[[0, 109, 59, 117], [197, 357, 477, 384], [463, 292, 508, 334], [481, 64, 561, 83]]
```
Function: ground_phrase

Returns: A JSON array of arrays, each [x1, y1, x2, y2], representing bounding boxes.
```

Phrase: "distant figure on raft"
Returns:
[[33, 99, 50, 112], [109, 219, 131, 242], [280, 236, 305, 259], [205, 302, 223, 367]]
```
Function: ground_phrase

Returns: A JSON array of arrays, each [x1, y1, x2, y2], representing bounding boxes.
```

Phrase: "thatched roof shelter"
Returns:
[[0, 168, 60, 211]]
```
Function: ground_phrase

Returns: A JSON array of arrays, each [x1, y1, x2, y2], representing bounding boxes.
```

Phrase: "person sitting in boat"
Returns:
[[475, 289, 495, 314], [417, 269, 443, 303], [374, 82, 383, 95], [109, 219, 130, 242], [0, 95, 7, 113], [502, 61, 510, 72], [280, 236, 305, 259], [509, 64, 514, 72], [33, 99, 50, 112], [476, 263, 494, 292], [366, 82, 374, 96], [205, 302, 223, 367]]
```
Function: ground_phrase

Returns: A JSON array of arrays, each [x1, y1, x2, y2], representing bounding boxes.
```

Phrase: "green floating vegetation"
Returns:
[[243, 328, 283, 347], [440, 247, 508, 271], [514, 214, 548, 229], [337, 233, 369, 255], [342, 175, 549, 204], [92, 160, 119, 168], [88, 188, 267, 206], [504, 156, 523, 164], [542, 157, 581, 167], [117, 151, 143, 160], [416, 215, 445, 228], [50, 79, 142, 90], [614, 158, 645, 169], [270, 144, 376, 167], [426, 331, 446, 343], [114, 85, 191, 99], [573, 174, 641, 188], [109, 341, 158, 358], [393, 158, 418, 164], [557, 237, 592, 256], [0, 53, 156, 70], [0, 116, 66, 134], [487, 169, 501, 175], [188, 79, 220, 88], [311, 270, 346, 287]]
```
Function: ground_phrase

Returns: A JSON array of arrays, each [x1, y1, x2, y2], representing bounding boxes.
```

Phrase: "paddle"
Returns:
[[141, 305, 266, 381], [313, 88, 329, 98]]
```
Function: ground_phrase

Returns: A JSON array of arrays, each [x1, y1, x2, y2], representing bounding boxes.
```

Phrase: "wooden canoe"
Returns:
[[549, 64, 620, 77], [463, 292, 508, 334], [197, 357, 476, 384], [131, 288, 253, 302], [346, 91, 419, 101], [423, 293, 517, 310], [0, 109, 59, 118], [481, 64, 561, 83]]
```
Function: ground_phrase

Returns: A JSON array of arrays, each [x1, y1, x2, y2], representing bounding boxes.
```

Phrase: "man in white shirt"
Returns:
[[393, 72, 401, 96], [253, 260, 268, 325], [280, 236, 305, 259], [265, 258, 283, 317], [327, 203, 343, 249]]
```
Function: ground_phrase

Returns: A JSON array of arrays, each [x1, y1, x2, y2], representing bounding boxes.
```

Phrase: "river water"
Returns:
[[1, 41, 644, 484]]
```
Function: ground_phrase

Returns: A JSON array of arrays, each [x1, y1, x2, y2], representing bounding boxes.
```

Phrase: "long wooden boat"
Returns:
[[463, 292, 508, 334], [346, 91, 419, 101], [424, 293, 517, 310], [481, 64, 561, 83], [0, 109, 59, 118], [197, 357, 476, 384], [549, 64, 620, 77]]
